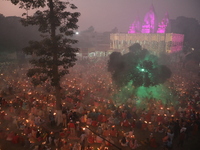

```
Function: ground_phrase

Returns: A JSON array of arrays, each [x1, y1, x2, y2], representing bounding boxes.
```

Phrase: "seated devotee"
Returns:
[[149, 133, 158, 148], [96, 135, 103, 143], [113, 117, 120, 125], [4, 113, 12, 121], [48, 112, 55, 126], [155, 123, 165, 133], [97, 113, 103, 122], [72, 142, 81, 150], [77, 106, 84, 114], [85, 145, 93, 150], [12, 133, 20, 144], [121, 110, 127, 119], [110, 126, 118, 137], [101, 115, 108, 123], [106, 109, 112, 116], [19, 121, 26, 131], [68, 120, 76, 136], [0, 130, 5, 139], [24, 137, 31, 148], [192, 122, 198, 135], [156, 114, 164, 123], [33, 145, 39, 150], [6, 131, 14, 141], [151, 113, 156, 123], [59, 130, 66, 138], [87, 132, 95, 144], [130, 119, 136, 128], [141, 121, 148, 130], [100, 122, 108, 131], [167, 129, 174, 142], [180, 126, 187, 133], [119, 136, 128, 147], [105, 136, 114, 146], [38, 109, 44, 118], [86, 117, 92, 125], [62, 112, 67, 127], [108, 115, 115, 124], [162, 132, 169, 146], [126, 110, 132, 119], [129, 137, 139, 149], [60, 143, 69, 150], [136, 119, 142, 129], [31, 128, 37, 139], [147, 122, 154, 132], [12, 116, 19, 129], [80, 113, 87, 123], [96, 124, 103, 135], [125, 128, 134, 138], [121, 119, 131, 127], [9, 104, 15, 113], [91, 119, 98, 127], [35, 116, 43, 125], [102, 128, 110, 137], [24, 126, 32, 135]]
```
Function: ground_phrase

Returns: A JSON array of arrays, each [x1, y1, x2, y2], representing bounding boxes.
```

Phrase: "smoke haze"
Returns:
[[0, 0, 200, 32]]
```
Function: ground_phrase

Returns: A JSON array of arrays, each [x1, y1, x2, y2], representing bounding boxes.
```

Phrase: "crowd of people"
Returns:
[[0, 59, 200, 150]]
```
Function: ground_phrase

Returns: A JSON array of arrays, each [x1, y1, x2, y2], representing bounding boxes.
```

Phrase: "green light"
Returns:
[[141, 68, 145, 72], [136, 66, 146, 72]]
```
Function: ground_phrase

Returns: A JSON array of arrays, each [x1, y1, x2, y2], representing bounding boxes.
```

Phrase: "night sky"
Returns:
[[0, 0, 200, 32]]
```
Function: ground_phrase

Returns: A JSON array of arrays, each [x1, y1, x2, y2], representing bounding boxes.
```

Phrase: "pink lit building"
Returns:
[[112, 5, 184, 55], [110, 33, 184, 55]]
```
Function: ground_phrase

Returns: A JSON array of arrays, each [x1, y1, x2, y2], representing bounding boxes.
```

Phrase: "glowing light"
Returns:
[[141, 68, 145, 72]]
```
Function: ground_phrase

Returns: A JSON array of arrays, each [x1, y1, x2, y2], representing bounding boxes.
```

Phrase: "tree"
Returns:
[[0, 14, 40, 63], [11, 0, 80, 125], [108, 43, 171, 88], [171, 16, 200, 52]]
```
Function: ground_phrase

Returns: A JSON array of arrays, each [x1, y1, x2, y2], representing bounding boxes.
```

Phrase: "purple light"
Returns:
[[128, 16, 141, 33], [157, 12, 169, 33], [128, 5, 169, 34]]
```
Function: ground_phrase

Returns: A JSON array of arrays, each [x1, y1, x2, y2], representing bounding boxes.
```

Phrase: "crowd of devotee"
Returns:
[[0, 58, 200, 150]]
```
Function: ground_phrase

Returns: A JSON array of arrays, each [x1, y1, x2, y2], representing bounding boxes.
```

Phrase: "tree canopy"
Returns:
[[171, 16, 200, 52], [11, 0, 80, 110], [0, 14, 40, 62], [108, 43, 171, 88]]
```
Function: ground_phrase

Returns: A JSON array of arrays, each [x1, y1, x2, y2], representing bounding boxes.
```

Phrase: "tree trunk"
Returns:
[[49, 0, 62, 126], [55, 85, 62, 126]]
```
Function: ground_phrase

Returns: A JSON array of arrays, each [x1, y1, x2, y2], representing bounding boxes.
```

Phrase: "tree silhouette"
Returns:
[[0, 14, 40, 62], [171, 16, 200, 51], [11, 0, 80, 120], [108, 43, 171, 88]]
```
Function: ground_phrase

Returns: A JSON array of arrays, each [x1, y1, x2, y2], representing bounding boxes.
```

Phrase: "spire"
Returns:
[[134, 16, 142, 33], [164, 12, 169, 21], [157, 12, 169, 33], [150, 4, 155, 13], [128, 15, 142, 33], [143, 4, 157, 33]]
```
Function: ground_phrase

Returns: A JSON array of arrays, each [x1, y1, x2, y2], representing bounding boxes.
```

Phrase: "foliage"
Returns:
[[171, 16, 200, 51], [108, 43, 171, 88], [0, 14, 40, 62], [11, 0, 80, 88], [171, 16, 200, 68]]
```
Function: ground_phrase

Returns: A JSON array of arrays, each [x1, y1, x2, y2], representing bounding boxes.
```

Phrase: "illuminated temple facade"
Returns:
[[110, 5, 184, 55]]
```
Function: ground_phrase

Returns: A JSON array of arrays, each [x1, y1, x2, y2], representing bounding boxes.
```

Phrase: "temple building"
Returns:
[[110, 5, 184, 55]]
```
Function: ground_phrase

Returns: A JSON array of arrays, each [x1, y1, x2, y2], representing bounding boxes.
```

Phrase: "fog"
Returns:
[[0, 0, 200, 32]]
